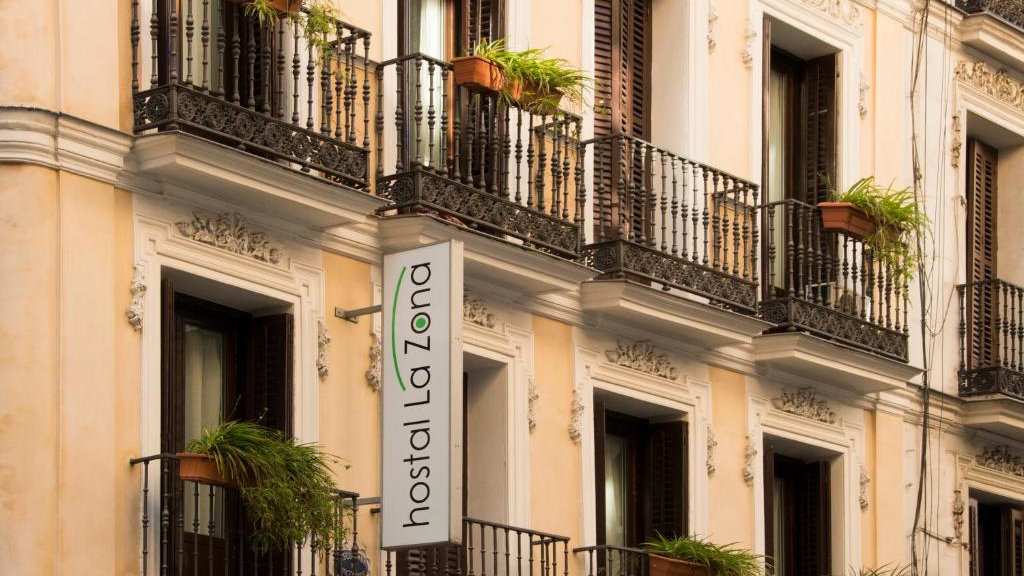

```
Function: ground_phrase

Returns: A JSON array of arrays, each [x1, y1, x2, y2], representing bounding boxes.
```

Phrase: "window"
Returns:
[[763, 447, 830, 576], [970, 496, 1024, 576], [965, 138, 999, 370], [593, 401, 687, 547]]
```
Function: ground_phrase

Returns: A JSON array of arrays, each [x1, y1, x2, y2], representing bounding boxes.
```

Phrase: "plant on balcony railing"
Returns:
[[645, 535, 765, 576], [462, 40, 590, 114], [242, 0, 300, 27], [181, 420, 343, 552]]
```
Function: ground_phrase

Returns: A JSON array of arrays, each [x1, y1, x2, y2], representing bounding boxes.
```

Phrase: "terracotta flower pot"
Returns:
[[648, 555, 712, 576], [228, 0, 300, 14], [176, 452, 234, 487], [452, 56, 505, 93], [517, 82, 564, 113], [817, 201, 877, 240]]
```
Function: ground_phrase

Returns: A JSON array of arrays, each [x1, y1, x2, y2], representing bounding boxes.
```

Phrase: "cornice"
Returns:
[[0, 106, 132, 184]]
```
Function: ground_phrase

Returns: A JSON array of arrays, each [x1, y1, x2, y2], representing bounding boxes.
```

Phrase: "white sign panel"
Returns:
[[382, 241, 463, 549]]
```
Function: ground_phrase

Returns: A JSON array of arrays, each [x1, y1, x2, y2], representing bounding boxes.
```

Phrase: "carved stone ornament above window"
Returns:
[[955, 60, 1024, 114], [175, 212, 283, 265], [605, 339, 679, 381], [977, 444, 1024, 477], [464, 292, 496, 329], [771, 387, 837, 424], [801, 0, 861, 29]]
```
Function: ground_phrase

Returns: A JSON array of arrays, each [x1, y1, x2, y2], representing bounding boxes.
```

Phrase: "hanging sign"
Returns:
[[381, 240, 464, 549]]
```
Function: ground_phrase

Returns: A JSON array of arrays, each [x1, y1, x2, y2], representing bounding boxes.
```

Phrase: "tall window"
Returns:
[[763, 448, 831, 576], [965, 138, 999, 370], [970, 496, 1024, 576]]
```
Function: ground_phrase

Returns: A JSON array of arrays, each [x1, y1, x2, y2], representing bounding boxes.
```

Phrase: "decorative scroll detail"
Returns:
[[379, 169, 580, 259], [176, 212, 283, 265], [760, 297, 909, 361], [464, 292, 497, 329], [528, 377, 540, 432], [977, 444, 1024, 477], [585, 240, 757, 313], [859, 466, 871, 510], [706, 429, 718, 476], [569, 381, 585, 444], [708, 2, 718, 52], [366, 333, 382, 392], [126, 264, 147, 331], [772, 387, 837, 425], [858, 74, 870, 118], [317, 321, 330, 380], [952, 488, 965, 542], [743, 435, 757, 485], [605, 339, 679, 381], [955, 60, 1024, 115], [951, 111, 963, 169], [742, 23, 757, 68], [134, 84, 368, 188], [800, 0, 862, 28]]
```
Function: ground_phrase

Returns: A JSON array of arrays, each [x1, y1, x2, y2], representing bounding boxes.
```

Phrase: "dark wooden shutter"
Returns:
[[247, 313, 294, 434], [802, 55, 837, 205], [966, 138, 998, 370], [594, 400, 608, 545], [795, 461, 830, 576], [1010, 508, 1024, 576], [970, 498, 980, 576], [645, 421, 687, 540], [460, 0, 505, 52]]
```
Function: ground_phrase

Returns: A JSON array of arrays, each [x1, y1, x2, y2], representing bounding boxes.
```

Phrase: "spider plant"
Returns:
[[850, 564, 912, 576], [302, 0, 339, 56], [186, 420, 343, 552], [646, 534, 767, 576], [832, 176, 929, 281], [244, 0, 282, 29], [470, 40, 590, 113]]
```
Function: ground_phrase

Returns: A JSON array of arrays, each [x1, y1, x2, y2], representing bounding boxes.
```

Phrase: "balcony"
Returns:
[[575, 545, 648, 576], [130, 453, 365, 575], [128, 1, 382, 227], [956, 1, 1024, 68], [578, 135, 769, 348], [384, 517, 572, 576], [958, 279, 1024, 438], [755, 200, 917, 392]]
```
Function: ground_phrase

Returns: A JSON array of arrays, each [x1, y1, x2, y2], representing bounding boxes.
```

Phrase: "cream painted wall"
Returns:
[[875, 411, 905, 566], [531, 0, 582, 67], [706, 0, 753, 180], [861, 410, 877, 568], [0, 1, 59, 112], [707, 367, 754, 548]]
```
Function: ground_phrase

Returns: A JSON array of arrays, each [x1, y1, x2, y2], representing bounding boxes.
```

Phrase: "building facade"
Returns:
[[4, 0, 1024, 575]]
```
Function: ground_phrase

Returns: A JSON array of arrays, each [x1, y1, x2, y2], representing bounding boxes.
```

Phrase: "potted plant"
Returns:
[[819, 176, 928, 280], [236, 0, 301, 28], [645, 535, 765, 576], [178, 420, 342, 551], [453, 39, 508, 94], [503, 51, 589, 114], [302, 0, 338, 55]]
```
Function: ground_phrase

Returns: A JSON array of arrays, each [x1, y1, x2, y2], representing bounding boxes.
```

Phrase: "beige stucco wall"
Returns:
[[707, 366, 754, 548], [707, 0, 754, 181]]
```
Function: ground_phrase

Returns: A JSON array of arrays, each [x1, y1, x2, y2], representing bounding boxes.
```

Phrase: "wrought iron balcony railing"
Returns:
[[374, 53, 584, 259], [385, 517, 571, 576], [581, 134, 760, 314], [761, 199, 910, 361], [130, 453, 364, 576], [958, 278, 1024, 400], [958, 0, 1024, 31], [575, 545, 649, 576], [129, 0, 372, 189]]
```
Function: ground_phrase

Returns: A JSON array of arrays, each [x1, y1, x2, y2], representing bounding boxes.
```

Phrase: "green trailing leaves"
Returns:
[[645, 534, 767, 576], [471, 39, 590, 113]]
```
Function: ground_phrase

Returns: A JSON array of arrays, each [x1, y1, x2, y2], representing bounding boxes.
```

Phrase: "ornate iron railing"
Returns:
[[761, 199, 910, 361], [129, 0, 372, 189], [385, 517, 571, 576], [958, 0, 1024, 31], [575, 545, 648, 576], [130, 453, 364, 576], [375, 53, 584, 259], [581, 134, 760, 313], [958, 279, 1024, 400]]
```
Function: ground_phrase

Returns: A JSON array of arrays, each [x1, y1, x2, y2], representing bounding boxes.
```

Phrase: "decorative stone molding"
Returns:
[[801, 0, 861, 29], [569, 382, 585, 444], [528, 377, 540, 432], [977, 444, 1024, 477], [952, 488, 965, 542], [956, 60, 1024, 114], [366, 333, 382, 392], [605, 339, 678, 381], [127, 264, 147, 331], [742, 22, 757, 68], [772, 388, 837, 425], [317, 321, 330, 380], [464, 292, 496, 329], [743, 435, 757, 485], [706, 429, 718, 476], [951, 111, 963, 169], [175, 212, 283, 265], [858, 74, 870, 118], [859, 466, 870, 510], [708, 2, 718, 53]]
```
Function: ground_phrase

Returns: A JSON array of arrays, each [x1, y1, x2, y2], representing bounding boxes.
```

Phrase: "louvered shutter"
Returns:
[[970, 498, 980, 576], [1011, 509, 1024, 576], [966, 138, 998, 370], [802, 55, 837, 205], [645, 421, 687, 540], [248, 313, 294, 434], [795, 461, 830, 576], [461, 0, 504, 51], [594, 400, 608, 544]]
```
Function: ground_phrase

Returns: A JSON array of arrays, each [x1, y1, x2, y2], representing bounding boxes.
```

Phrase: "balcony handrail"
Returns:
[[464, 516, 570, 543], [958, 277, 1024, 291], [380, 52, 456, 70], [573, 544, 648, 554]]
